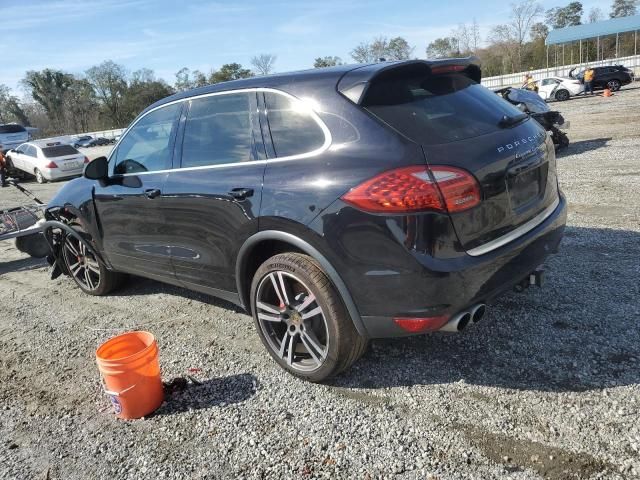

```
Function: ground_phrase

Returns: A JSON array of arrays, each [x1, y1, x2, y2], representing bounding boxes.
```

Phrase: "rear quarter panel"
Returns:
[[260, 82, 426, 227]]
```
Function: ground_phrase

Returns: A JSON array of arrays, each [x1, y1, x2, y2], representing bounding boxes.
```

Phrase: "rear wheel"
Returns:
[[555, 89, 570, 101], [62, 227, 124, 295], [34, 169, 46, 184], [250, 253, 367, 382], [607, 79, 621, 91]]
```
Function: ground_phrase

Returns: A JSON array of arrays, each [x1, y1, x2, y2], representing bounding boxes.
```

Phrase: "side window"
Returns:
[[25, 145, 37, 157], [264, 92, 326, 158], [181, 93, 253, 168], [541, 79, 552, 86], [113, 103, 181, 175]]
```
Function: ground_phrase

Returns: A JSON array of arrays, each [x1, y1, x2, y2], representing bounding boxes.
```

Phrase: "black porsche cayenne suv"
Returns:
[[44, 58, 567, 382]]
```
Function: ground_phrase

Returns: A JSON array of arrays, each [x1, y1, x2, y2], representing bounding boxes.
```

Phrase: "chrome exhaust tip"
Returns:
[[439, 311, 472, 332], [470, 304, 486, 324], [457, 312, 472, 331]]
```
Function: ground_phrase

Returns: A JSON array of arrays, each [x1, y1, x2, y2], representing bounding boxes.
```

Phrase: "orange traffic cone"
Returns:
[[603, 88, 613, 97]]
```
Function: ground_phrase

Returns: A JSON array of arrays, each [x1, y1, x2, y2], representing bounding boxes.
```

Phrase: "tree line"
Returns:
[[426, 0, 638, 75], [0, 0, 636, 136]]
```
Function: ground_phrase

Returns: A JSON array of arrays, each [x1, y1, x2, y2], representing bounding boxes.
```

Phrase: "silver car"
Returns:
[[6, 142, 88, 183]]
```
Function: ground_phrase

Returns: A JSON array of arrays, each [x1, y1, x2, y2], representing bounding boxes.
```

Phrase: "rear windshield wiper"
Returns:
[[498, 113, 528, 128]]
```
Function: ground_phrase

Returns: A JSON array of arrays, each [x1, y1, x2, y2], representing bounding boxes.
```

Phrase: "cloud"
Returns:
[[0, 0, 153, 31]]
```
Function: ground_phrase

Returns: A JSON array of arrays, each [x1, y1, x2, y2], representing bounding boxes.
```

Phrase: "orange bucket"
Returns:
[[96, 331, 164, 419]]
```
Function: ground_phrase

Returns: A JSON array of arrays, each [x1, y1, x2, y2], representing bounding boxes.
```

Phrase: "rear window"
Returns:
[[0, 124, 27, 134], [42, 145, 79, 158], [363, 73, 524, 145]]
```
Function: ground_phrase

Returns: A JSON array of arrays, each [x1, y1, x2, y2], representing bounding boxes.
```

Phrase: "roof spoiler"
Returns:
[[338, 57, 482, 105]]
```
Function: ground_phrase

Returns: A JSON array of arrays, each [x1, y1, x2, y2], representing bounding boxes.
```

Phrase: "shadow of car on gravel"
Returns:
[[0, 255, 47, 276], [333, 226, 640, 393], [557, 137, 612, 157], [154, 373, 258, 415]]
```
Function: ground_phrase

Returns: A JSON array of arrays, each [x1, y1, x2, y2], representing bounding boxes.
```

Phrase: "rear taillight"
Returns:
[[83, 156, 90, 164], [341, 165, 480, 214], [44, 161, 58, 168], [430, 166, 481, 213]]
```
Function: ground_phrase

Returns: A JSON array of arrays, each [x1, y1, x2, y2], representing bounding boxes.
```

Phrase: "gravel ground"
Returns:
[[1, 87, 639, 480]]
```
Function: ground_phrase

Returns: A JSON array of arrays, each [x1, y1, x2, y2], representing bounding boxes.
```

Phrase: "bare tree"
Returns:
[[470, 18, 481, 52], [251, 54, 277, 75], [587, 7, 604, 22], [488, 0, 543, 72]]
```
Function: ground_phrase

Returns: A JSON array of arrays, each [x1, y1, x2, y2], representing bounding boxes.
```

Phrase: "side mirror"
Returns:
[[84, 156, 108, 180]]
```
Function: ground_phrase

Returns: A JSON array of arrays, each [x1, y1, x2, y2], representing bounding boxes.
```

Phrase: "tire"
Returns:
[[250, 253, 368, 382], [15, 233, 50, 258], [555, 89, 570, 101], [61, 226, 125, 295], [607, 79, 621, 91], [34, 169, 46, 184]]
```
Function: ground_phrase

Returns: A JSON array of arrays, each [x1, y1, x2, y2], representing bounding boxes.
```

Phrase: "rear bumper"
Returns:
[[359, 193, 567, 338], [45, 168, 84, 181]]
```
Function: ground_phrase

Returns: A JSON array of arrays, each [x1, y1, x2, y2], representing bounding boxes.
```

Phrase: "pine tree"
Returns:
[[610, 0, 637, 18]]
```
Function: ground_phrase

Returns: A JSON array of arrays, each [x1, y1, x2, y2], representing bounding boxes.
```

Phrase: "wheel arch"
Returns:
[[236, 230, 369, 338]]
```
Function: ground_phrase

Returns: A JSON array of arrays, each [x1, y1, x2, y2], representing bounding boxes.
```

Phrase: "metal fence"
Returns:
[[36, 127, 126, 146], [481, 54, 640, 89], [77, 128, 126, 139]]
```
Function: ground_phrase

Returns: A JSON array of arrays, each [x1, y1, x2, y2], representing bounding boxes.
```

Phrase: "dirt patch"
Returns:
[[459, 424, 614, 479]]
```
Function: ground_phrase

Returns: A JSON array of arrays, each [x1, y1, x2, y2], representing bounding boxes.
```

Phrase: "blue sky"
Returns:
[[2, 0, 603, 95]]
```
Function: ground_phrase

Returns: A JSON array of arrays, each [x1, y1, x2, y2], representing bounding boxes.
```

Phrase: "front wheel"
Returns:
[[34, 169, 46, 184], [555, 89, 570, 101], [250, 253, 367, 382], [62, 228, 125, 295]]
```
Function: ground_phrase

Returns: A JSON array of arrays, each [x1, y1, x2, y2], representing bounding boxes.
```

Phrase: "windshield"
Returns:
[[42, 145, 80, 157], [363, 73, 524, 145]]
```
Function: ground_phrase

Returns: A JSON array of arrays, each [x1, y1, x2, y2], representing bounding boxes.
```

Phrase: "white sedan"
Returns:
[[6, 141, 89, 183], [537, 76, 584, 102]]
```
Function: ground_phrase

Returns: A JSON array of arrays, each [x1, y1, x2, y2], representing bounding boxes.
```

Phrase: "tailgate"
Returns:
[[357, 62, 559, 252], [422, 122, 558, 251]]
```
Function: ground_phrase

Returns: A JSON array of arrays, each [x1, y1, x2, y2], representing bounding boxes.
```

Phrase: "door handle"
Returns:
[[228, 188, 254, 200], [144, 188, 161, 199]]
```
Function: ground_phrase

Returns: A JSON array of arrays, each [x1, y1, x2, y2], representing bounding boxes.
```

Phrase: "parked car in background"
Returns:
[[89, 137, 112, 146], [44, 59, 566, 382], [6, 142, 89, 183], [537, 76, 583, 101], [570, 65, 634, 91], [73, 136, 93, 148], [0, 124, 29, 152]]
